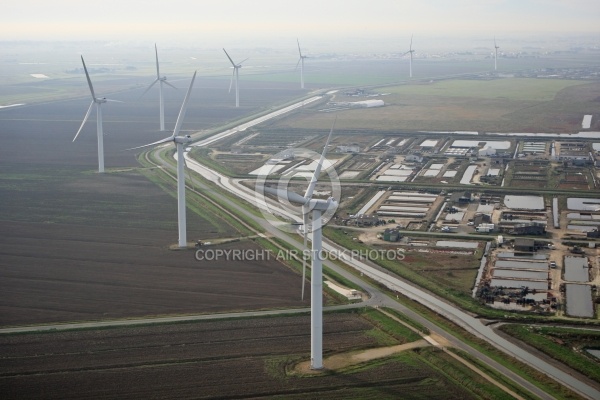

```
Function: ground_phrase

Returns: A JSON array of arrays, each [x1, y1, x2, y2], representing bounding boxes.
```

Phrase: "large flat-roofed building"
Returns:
[[552, 141, 591, 162]]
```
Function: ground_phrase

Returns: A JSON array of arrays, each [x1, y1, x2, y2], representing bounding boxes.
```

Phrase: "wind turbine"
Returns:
[[494, 37, 500, 71], [73, 55, 121, 173], [403, 35, 415, 78], [296, 39, 308, 89], [223, 48, 248, 108], [129, 71, 197, 248], [140, 44, 177, 131], [258, 119, 337, 370]]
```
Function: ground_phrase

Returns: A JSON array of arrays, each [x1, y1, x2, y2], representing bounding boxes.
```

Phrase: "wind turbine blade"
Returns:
[[238, 57, 249, 65], [172, 71, 197, 137], [105, 98, 123, 103], [297, 38, 303, 57], [73, 101, 94, 142], [410, 35, 413, 51], [140, 79, 159, 98], [163, 80, 177, 90], [223, 48, 236, 66], [127, 135, 174, 151], [301, 210, 309, 300], [228, 69, 235, 93], [80, 56, 96, 100], [304, 117, 336, 200], [257, 185, 308, 205], [154, 43, 161, 79], [295, 57, 301, 70]]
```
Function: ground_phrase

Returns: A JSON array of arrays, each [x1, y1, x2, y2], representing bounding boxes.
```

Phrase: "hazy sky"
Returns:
[[2, 0, 598, 47]]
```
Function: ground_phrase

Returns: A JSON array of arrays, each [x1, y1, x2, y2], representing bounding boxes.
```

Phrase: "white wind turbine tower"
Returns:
[[223, 48, 248, 108], [494, 38, 500, 71], [73, 55, 121, 173], [140, 44, 177, 131], [403, 35, 415, 78], [129, 71, 197, 248], [258, 119, 337, 370], [296, 39, 308, 89]]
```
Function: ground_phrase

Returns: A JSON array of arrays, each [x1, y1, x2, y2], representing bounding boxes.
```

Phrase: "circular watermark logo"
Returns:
[[254, 147, 341, 234]]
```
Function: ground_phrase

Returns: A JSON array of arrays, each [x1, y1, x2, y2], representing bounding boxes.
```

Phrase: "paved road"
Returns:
[[191, 96, 322, 148]]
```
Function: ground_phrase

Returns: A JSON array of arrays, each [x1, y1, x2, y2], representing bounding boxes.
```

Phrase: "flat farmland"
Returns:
[[0, 220, 307, 326], [271, 79, 600, 133], [0, 312, 490, 399], [0, 77, 316, 327], [0, 76, 305, 169], [0, 222, 308, 326], [0, 164, 305, 326]]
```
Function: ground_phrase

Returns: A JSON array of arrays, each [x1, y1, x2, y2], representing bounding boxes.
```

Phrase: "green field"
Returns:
[[272, 78, 600, 133], [382, 78, 584, 101]]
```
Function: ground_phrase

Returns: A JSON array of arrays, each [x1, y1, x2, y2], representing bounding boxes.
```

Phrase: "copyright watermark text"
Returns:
[[195, 248, 405, 263]]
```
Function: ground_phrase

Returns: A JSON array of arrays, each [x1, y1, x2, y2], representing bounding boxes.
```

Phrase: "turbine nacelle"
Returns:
[[174, 135, 192, 145], [306, 197, 337, 213]]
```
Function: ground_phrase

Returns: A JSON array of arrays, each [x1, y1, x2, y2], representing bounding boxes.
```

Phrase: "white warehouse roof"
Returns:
[[353, 99, 385, 108]]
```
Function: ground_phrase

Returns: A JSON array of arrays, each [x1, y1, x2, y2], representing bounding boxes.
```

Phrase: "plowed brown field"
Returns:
[[0, 313, 476, 399]]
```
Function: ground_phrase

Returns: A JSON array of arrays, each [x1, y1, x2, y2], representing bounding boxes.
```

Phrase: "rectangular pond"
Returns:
[[493, 269, 548, 280], [392, 192, 437, 198], [388, 196, 433, 203], [564, 257, 589, 282], [380, 205, 430, 212], [436, 241, 479, 249], [376, 176, 408, 182], [495, 260, 549, 270], [567, 198, 600, 211], [504, 195, 545, 210], [565, 284, 594, 318], [423, 169, 440, 177]]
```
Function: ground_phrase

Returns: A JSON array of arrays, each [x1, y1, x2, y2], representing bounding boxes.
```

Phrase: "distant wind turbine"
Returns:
[[129, 72, 197, 248], [296, 39, 308, 89], [73, 55, 121, 173], [494, 38, 500, 71], [140, 44, 177, 131], [403, 35, 415, 78], [223, 48, 248, 108]]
